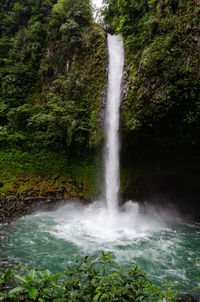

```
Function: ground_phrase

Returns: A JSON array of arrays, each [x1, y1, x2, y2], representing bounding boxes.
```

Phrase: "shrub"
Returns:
[[0, 252, 178, 301]]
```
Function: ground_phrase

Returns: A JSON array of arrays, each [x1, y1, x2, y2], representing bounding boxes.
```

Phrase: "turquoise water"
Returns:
[[0, 200, 200, 297]]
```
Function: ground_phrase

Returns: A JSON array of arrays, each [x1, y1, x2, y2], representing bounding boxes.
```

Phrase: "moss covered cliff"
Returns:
[[104, 0, 200, 144]]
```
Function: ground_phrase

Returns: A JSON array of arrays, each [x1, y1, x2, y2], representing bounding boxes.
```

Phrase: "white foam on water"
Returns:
[[45, 200, 180, 254], [1, 200, 199, 296]]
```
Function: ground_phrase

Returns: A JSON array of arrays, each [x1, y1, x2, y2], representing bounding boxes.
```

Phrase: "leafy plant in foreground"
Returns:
[[0, 252, 178, 301]]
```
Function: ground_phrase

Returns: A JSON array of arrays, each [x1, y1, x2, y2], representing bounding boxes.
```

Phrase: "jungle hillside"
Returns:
[[0, 0, 200, 215]]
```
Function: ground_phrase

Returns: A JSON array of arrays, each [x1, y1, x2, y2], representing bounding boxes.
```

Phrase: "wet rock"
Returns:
[[98, 83, 107, 129], [177, 294, 198, 302], [0, 186, 88, 223]]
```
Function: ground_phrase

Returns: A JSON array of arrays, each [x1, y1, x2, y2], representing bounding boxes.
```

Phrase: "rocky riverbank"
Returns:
[[0, 191, 89, 223], [0, 173, 91, 223], [0, 193, 59, 223]]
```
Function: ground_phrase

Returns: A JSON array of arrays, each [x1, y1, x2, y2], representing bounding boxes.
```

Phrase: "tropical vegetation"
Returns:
[[0, 252, 178, 301]]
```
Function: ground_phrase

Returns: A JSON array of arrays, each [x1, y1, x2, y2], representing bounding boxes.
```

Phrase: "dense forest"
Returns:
[[0, 0, 107, 202], [0, 0, 200, 211], [104, 0, 200, 144], [0, 0, 107, 152]]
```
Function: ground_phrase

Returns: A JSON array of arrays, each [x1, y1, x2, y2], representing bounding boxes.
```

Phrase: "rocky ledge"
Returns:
[[0, 189, 88, 223]]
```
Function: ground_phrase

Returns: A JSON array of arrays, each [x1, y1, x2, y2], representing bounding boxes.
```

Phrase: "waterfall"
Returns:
[[105, 34, 124, 214]]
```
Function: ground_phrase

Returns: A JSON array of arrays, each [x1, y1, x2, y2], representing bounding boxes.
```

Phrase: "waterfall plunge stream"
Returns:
[[0, 32, 200, 297], [105, 34, 124, 213]]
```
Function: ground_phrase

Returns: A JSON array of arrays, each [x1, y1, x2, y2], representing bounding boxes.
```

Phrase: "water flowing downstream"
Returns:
[[105, 34, 124, 213]]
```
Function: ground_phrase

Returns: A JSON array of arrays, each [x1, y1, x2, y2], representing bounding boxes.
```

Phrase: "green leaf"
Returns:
[[28, 269, 37, 282], [51, 272, 61, 281], [9, 286, 25, 295], [41, 287, 51, 295], [37, 270, 44, 279], [14, 274, 28, 284], [28, 288, 39, 300], [45, 269, 51, 278], [91, 278, 98, 287], [52, 283, 65, 291], [93, 293, 100, 302]]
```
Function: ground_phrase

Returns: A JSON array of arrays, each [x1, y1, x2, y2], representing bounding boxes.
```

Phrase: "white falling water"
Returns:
[[105, 34, 124, 214], [92, 0, 103, 21], [94, 0, 103, 8]]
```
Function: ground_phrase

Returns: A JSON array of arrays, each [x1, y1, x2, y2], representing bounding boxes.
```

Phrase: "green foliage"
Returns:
[[0, 0, 106, 159], [0, 252, 178, 301], [60, 20, 81, 45], [0, 149, 97, 198], [103, 0, 200, 144], [0, 0, 106, 200], [1, 63, 36, 106]]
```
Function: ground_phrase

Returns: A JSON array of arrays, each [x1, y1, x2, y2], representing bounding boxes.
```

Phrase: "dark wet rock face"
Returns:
[[0, 193, 88, 223], [178, 294, 198, 302], [98, 83, 107, 129], [120, 136, 200, 221], [0, 195, 53, 222]]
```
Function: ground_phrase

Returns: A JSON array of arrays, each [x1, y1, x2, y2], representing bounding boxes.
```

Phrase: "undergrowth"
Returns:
[[0, 150, 97, 199], [0, 252, 179, 301]]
